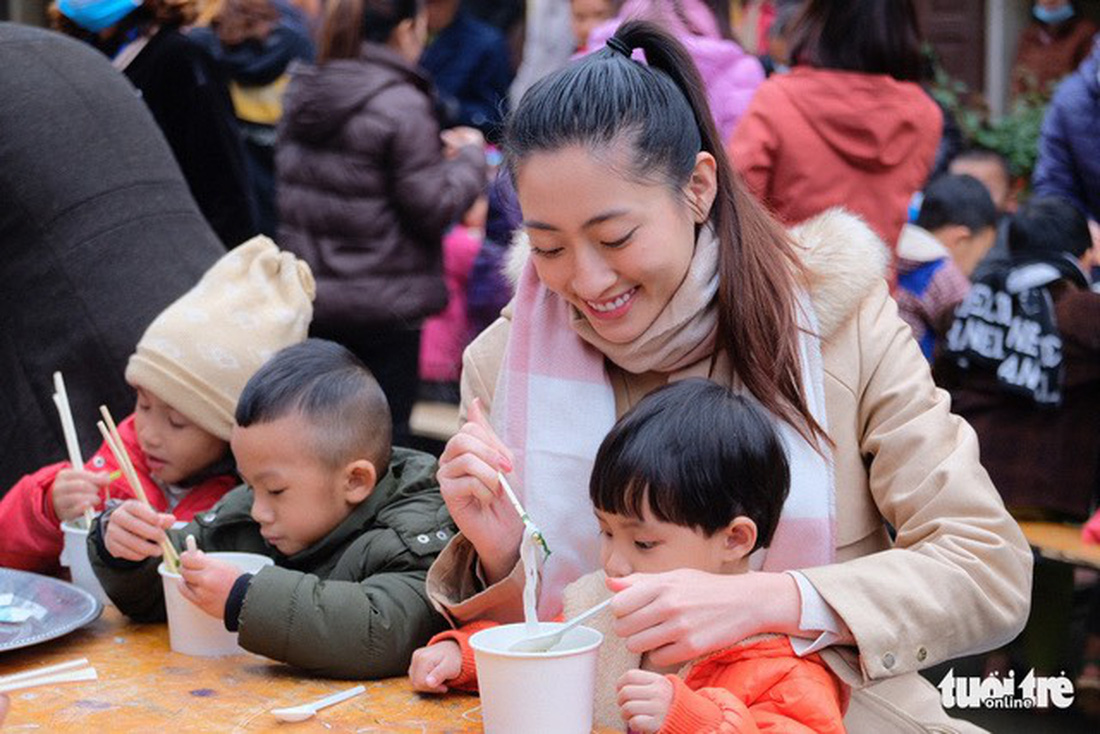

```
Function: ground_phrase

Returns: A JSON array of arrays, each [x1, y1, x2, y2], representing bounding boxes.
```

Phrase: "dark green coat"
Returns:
[[89, 448, 454, 678]]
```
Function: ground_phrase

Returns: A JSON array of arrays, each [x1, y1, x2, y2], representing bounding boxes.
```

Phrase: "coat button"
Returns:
[[917, 647, 928, 662], [417, 534, 430, 544], [883, 653, 896, 670], [435, 530, 449, 540]]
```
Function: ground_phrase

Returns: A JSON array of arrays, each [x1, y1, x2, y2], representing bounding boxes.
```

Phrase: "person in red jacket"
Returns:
[[729, 0, 942, 263], [409, 379, 847, 732], [0, 237, 315, 575]]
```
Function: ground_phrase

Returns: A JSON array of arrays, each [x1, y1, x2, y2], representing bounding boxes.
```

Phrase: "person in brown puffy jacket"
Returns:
[[276, 0, 487, 446]]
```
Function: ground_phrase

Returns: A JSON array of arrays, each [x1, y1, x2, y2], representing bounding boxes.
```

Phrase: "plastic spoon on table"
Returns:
[[509, 598, 612, 653], [270, 685, 366, 723]]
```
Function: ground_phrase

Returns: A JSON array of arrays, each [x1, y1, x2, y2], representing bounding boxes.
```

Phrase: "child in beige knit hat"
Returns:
[[0, 236, 315, 575]]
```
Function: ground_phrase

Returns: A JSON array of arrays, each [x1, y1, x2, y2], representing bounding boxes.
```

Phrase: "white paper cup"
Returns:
[[59, 520, 110, 606], [158, 551, 273, 657], [470, 622, 603, 734]]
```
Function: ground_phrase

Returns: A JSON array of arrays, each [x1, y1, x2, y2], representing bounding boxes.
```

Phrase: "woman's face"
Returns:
[[515, 145, 715, 344]]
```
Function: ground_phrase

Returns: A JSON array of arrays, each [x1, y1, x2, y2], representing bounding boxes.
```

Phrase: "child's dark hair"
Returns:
[[505, 20, 827, 449], [590, 379, 790, 551], [950, 147, 1011, 185], [1008, 197, 1092, 260], [318, 0, 421, 63], [916, 174, 998, 234], [236, 339, 393, 471]]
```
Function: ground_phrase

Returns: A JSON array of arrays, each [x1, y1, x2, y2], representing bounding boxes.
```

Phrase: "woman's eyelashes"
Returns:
[[600, 226, 639, 248], [530, 244, 563, 258], [528, 226, 638, 256]]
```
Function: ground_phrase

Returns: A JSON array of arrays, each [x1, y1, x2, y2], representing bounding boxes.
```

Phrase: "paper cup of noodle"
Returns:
[[159, 552, 273, 656], [470, 622, 603, 734], [60, 519, 110, 605]]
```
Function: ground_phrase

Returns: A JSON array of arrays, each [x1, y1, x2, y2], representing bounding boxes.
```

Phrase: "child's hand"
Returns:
[[104, 500, 176, 561], [617, 669, 673, 734], [441, 126, 485, 158], [408, 640, 463, 693], [178, 547, 241, 621], [51, 468, 110, 522], [0, 692, 9, 725]]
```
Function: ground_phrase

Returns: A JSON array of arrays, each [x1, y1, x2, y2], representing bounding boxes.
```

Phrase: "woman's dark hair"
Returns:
[[916, 174, 998, 234], [668, 0, 735, 41], [789, 0, 925, 82], [590, 378, 790, 550], [212, 0, 281, 46], [318, 0, 420, 63], [505, 20, 827, 446], [236, 338, 393, 471], [1008, 197, 1092, 260]]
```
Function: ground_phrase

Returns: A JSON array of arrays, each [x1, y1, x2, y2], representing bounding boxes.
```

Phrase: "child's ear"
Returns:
[[721, 517, 758, 562], [343, 459, 378, 504]]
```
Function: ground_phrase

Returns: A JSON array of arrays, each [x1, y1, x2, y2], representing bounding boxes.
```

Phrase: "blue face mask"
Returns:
[[58, 0, 142, 33], [1033, 3, 1076, 25]]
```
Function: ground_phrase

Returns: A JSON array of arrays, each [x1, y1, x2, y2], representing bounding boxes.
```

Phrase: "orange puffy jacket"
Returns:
[[429, 627, 846, 733]]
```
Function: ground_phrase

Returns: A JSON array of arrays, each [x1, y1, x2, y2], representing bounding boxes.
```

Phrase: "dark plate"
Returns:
[[0, 568, 102, 652]]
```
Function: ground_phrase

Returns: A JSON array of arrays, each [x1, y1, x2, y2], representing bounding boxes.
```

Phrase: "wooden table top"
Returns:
[[0, 606, 489, 732], [1017, 520, 1100, 571]]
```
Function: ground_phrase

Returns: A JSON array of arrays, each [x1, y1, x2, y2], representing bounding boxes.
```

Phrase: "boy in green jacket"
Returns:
[[89, 339, 455, 678]]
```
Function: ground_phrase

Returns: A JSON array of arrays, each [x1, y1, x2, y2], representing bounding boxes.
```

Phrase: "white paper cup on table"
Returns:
[[59, 520, 110, 605], [470, 622, 603, 734], [159, 551, 273, 657]]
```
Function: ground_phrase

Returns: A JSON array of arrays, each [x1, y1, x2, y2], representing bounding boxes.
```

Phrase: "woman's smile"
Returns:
[[584, 287, 638, 318]]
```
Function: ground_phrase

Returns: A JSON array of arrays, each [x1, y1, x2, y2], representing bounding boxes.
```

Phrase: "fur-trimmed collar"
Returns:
[[505, 208, 889, 340]]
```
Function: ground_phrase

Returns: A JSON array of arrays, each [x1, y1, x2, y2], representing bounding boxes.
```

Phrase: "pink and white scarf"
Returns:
[[492, 227, 835, 617]]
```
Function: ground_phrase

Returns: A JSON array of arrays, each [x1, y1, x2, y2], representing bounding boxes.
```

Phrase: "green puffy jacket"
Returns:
[[89, 448, 455, 679]]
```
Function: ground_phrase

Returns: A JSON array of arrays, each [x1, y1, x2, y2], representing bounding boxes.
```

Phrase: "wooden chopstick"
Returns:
[[0, 666, 97, 694], [0, 658, 88, 687], [96, 406, 181, 572], [52, 372, 94, 528]]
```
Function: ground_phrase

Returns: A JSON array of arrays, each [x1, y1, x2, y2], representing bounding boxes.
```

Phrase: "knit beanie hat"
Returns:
[[125, 236, 315, 440]]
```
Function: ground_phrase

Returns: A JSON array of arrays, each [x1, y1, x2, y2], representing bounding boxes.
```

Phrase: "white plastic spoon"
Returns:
[[271, 684, 365, 723], [509, 598, 613, 653]]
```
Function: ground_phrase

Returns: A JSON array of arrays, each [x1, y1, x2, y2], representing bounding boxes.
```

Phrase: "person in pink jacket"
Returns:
[[0, 238, 314, 576], [585, 0, 764, 141]]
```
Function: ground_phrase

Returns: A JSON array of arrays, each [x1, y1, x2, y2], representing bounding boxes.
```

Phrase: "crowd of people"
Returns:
[[2, 0, 1100, 729]]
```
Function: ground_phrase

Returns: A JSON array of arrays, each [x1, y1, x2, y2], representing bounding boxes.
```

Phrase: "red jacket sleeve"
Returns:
[[427, 620, 498, 692], [659, 650, 847, 734], [0, 461, 70, 573]]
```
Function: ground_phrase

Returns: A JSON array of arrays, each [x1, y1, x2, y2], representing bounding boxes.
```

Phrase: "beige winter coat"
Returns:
[[427, 209, 1032, 732]]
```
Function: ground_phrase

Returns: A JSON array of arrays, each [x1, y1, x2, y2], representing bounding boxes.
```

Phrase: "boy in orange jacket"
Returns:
[[409, 379, 847, 732], [0, 237, 314, 575]]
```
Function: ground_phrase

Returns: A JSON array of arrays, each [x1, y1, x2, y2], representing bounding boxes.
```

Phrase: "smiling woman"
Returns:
[[425, 18, 1032, 732], [518, 146, 706, 345]]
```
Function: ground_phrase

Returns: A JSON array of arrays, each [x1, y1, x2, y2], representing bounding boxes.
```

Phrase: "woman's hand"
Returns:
[[51, 468, 110, 521], [607, 570, 802, 667], [437, 398, 524, 583]]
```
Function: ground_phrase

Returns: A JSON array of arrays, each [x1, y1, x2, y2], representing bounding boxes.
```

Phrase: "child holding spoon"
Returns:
[[411, 379, 846, 733]]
